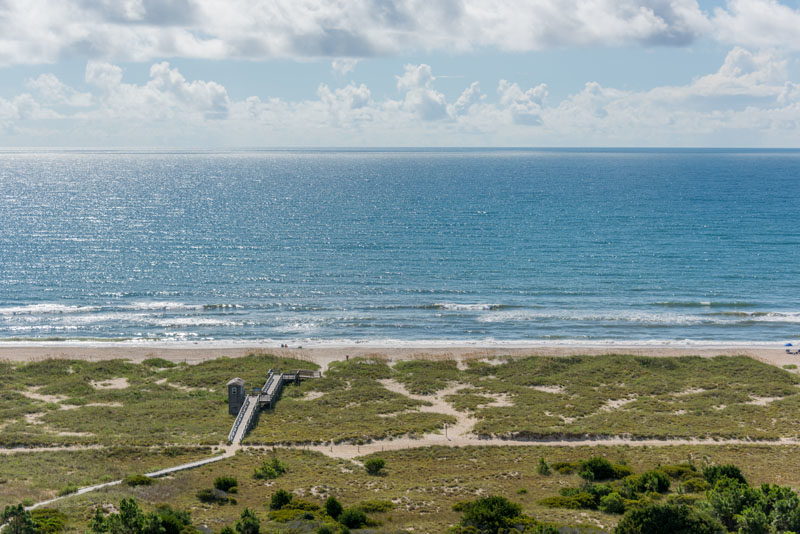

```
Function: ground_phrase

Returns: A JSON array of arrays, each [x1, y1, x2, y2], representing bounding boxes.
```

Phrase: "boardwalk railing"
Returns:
[[227, 396, 252, 443]]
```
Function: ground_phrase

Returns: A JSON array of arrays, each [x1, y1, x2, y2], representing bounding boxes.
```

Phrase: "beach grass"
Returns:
[[0, 353, 317, 447], [0, 446, 214, 508]]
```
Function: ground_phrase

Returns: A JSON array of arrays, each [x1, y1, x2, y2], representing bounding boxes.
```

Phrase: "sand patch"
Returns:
[[673, 387, 708, 396], [90, 377, 129, 390], [153, 378, 211, 392], [530, 385, 565, 394], [599, 396, 637, 412], [479, 392, 514, 408], [20, 388, 68, 404], [747, 396, 783, 406], [479, 358, 506, 366], [378, 379, 477, 437], [25, 412, 46, 424], [300, 391, 325, 401], [674, 409, 687, 415]]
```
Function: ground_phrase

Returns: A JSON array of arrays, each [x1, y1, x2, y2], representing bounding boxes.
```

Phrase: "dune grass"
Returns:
[[0, 446, 214, 508], [448, 354, 800, 440], [244, 358, 456, 444], [0, 353, 317, 447]]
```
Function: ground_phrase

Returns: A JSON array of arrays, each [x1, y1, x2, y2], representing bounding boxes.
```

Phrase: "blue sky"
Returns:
[[2, 0, 800, 147]]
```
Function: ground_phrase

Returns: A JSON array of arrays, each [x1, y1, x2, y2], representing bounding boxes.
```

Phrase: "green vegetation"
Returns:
[[0, 447, 212, 508], [252, 457, 286, 480], [364, 457, 386, 476], [122, 474, 152, 487], [0, 353, 317, 447], [446, 355, 800, 440], [214, 477, 238, 492], [245, 358, 456, 444]]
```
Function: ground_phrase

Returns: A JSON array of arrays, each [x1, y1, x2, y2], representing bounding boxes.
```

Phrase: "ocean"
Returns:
[[0, 148, 798, 346]]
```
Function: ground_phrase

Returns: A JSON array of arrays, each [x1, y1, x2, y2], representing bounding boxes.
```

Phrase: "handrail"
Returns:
[[227, 397, 251, 443]]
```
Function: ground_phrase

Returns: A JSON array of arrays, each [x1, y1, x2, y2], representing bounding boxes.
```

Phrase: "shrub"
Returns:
[[30, 509, 68, 534], [537, 457, 551, 476], [364, 457, 386, 476], [660, 464, 697, 480], [579, 457, 618, 481], [235, 509, 259, 534], [551, 461, 578, 474], [783, 364, 797, 370], [454, 496, 523, 532], [682, 477, 711, 493], [155, 505, 192, 534], [3, 504, 36, 534], [57, 485, 79, 496], [703, 464, 747, 485], [325, 497, 343, 520], [196, 489, 231, 504], [214, 477, 238, 492], [338, 509, 367, 529], [270, 489, 293, 510], [635, 471, 671, 493], [123, 474, 153, 487], [253, 457, 287, 480], [615, 503, 725, 534], [599, 493, 626, 514]]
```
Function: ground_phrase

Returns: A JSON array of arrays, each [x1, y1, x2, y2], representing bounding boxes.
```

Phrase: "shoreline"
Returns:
[[0, 342, 795, 369]]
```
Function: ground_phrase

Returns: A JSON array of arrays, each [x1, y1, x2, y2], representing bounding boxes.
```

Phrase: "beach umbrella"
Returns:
[[786, 343, 794, 347]]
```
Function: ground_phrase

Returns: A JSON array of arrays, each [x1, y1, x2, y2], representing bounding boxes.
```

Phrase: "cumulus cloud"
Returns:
[[0, 0, 724, 66], [5, 49, 800, 146]]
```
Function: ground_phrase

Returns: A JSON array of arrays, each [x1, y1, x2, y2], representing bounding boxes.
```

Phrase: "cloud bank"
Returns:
[[1, 0, 798, 65], [3, 46, 800, 147]]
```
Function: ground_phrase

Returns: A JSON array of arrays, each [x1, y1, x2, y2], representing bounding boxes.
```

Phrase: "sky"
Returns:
[[2, 0, 800, 147]]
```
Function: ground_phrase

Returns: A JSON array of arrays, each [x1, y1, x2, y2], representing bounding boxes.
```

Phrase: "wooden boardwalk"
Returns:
[[227, 369, 319, 444]]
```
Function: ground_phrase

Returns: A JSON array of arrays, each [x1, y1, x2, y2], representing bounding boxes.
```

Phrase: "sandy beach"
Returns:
[[0, 343, 794, 370]]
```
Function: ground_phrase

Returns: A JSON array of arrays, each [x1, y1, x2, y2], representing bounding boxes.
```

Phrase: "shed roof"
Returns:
[[227, 377, 245, 386]]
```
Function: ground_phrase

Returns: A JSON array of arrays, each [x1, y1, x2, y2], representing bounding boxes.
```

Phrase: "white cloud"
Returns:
[[5, 48, 800, 147], [712, 0, 800, 51], [396, 64, 449, 121], [331, 58, 360, 75], [0, 0, 718, 66]]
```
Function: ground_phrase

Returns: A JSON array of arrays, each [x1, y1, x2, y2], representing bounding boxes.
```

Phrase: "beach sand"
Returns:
[[0, 343, 794, 371]]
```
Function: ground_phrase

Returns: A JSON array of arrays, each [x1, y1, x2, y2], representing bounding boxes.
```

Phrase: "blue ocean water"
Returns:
[[0, 148, 798, 345]]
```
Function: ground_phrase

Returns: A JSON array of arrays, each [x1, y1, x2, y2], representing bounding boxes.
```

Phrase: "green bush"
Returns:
[[783, 364, 797, 370], [453, 496, 523, 532], [196, 489, 231, 505], [660, 464, 697, 480], [364, 457, 386, 476], [634, 471, 671, 493], [703, 464, 747, 485], [551, 461, 578, 474], [270, 489, 293, 510], [599, 492, 626, 514], [614, 503, 724, 534], [338, 508, 367, 529], [579, 457, 627, 481], [123, 474, 153, 487], [682, 477, 711, 493], [537, 457, 551, 476], [325, 497, 343, 520], [253, 457, 287, 480], [30, 509, 68, 534], [235, 509, 259, 534], [214, 476, 238, 492], [154, 505, 192, 534]]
